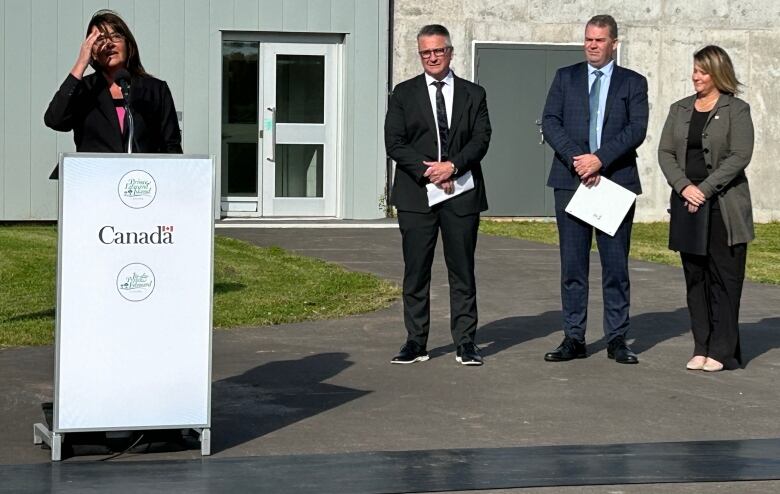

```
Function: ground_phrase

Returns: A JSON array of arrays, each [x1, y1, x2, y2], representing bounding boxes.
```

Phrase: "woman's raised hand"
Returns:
[[70, 27, 101, 79]]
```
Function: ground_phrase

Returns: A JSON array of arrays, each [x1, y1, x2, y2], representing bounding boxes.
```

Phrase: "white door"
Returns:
[[261, 42, 338, 216], [221, 40, 339, 217]]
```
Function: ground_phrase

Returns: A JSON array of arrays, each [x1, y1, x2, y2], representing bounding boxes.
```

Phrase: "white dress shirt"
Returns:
[[588, 60, 614, 150], [424, 70, 454, 160]]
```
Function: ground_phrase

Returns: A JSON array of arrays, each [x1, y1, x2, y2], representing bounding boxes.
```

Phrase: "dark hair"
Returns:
[[586, 15, 618, 39], [87, 10, 147, 77], [417, 24, 452, 46], [693, 45, 742, 95]]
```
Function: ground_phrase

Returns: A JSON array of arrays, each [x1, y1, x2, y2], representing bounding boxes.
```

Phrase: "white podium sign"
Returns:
[[51, 154, 214, 440]]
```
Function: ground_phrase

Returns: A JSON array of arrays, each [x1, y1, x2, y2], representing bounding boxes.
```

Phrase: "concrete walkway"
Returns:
[[2, 228, 780, 492]]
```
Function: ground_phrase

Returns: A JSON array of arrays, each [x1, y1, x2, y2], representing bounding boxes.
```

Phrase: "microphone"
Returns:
[[114, 68, 132, 102], [114, 68, 134, 153]]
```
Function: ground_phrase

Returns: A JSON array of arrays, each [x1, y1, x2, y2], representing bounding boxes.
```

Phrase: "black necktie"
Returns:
[[433, 81, 448, 160]]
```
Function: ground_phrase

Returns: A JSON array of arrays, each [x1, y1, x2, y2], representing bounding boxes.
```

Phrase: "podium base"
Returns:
[[32, 423, 211, 461], [193, 427, 211, 456], [33, 423, 63, 461]]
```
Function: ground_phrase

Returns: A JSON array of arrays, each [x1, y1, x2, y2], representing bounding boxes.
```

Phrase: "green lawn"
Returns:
[[0, 225, 399, 347], [480, 220, 780, 285], [3, 221, 776, 347]]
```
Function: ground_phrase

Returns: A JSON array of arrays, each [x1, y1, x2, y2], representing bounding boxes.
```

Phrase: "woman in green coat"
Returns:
[[657, 45, 754, 372]]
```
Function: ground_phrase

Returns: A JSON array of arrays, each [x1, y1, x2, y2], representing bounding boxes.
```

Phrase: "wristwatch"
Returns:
[[450, 163, 458, 175]]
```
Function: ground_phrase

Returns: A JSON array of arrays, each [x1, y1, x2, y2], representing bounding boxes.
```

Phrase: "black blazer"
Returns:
[[542, 62, 648, 194], [385, 73, 491, 215], [45, 72, 182, 156]]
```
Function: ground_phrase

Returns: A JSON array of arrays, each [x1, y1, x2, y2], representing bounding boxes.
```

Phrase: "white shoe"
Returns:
[[702, 358, 724, 372], [686, 356, 706, 370]]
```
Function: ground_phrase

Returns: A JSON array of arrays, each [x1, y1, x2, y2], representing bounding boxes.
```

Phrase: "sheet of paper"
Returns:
[[564, 176, 637, 236], [426, 170, 475, 206]]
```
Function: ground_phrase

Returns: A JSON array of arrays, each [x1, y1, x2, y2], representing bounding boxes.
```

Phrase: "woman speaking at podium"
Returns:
[[45, 10, 182, 155]]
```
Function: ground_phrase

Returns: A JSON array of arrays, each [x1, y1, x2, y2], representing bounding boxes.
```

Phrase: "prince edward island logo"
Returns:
[[117, 263, 155, 302], [118, 170, 157, 208]]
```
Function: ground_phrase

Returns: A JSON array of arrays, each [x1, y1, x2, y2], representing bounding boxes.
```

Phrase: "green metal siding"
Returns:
[[30, 0, 58, 217], [4, 0, 32, 219], [349, 0, 386, 218]]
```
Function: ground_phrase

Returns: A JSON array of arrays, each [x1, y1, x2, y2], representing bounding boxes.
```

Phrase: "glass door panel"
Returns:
[[275, 144, 324, 198], [225, 142, 257, 195], [221, 41, 260, 212], [276, 55, 325, 123]]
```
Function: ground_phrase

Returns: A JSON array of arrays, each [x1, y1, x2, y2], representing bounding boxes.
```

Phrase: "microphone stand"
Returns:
[[125, 101, 135, 154], [116, 73, 135, 154]]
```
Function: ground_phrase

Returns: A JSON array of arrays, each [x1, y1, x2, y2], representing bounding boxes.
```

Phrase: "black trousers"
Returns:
[[680, 208, 746, 368], [397, 208, 480, 348]]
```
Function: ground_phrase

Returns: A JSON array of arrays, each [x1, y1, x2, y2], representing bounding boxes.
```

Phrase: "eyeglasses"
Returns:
[[418, 47, 451, 59], [95, 32, 125, 46]]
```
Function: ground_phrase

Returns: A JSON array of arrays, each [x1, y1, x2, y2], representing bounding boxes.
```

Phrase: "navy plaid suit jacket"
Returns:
[[542, 61, 648, 194]]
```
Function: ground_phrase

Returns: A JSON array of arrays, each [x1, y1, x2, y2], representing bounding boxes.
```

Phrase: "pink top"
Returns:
[[115, 106, 126, 133]]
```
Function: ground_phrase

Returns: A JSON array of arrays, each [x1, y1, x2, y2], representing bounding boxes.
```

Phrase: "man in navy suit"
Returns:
[[541, 15, 648, 364]]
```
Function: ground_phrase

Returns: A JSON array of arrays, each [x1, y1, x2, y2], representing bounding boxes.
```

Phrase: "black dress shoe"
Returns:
[[391, 341, 429, 364], [607, 337, 638, 364], [456, 342, 484, 366], [544, 336, 587, 362]]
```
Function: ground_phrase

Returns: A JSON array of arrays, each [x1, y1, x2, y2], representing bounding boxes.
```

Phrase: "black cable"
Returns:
[[98, 433, 145, 461]]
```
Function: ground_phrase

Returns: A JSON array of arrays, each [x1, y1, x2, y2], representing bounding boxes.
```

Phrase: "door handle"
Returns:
[[535, 119, 545, 145], [266, 107, 276, 162]]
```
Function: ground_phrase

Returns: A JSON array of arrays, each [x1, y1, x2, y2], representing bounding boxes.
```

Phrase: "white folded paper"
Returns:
[[564, 176, 637, 236], [426, 170, 475, 206]]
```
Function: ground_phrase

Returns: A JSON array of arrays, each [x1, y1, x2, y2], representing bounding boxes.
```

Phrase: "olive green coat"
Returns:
[[657, 93, 755, 246]]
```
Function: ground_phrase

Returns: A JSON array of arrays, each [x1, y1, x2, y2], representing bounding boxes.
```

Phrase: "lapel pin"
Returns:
[[714, 115, 720, 119]]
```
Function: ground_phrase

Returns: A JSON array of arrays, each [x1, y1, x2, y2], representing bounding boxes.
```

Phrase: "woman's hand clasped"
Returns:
[[681, 184, 706, 207], [681, 184, 706, 213]]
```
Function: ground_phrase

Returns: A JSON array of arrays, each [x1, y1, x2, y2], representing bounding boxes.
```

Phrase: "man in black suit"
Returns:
[[541, 15, 648, 364], [385, 24, 491, 366]]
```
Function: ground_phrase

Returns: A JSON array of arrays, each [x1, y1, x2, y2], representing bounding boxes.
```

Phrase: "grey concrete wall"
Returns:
[[393, 0, 780, 221]]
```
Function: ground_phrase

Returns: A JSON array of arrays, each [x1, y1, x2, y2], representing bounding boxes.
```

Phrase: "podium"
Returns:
[[33, 153, 215, 461]]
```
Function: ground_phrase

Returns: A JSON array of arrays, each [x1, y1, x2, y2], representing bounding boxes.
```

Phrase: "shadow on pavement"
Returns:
[[605, 307, 689, 356], [428, 311, 562, 359], [426, 308, 779, 368], [211, 352, 369, 453], [427, 308, 689, 359], [626, 310, 780, 368], [742, 317, 780, 367]]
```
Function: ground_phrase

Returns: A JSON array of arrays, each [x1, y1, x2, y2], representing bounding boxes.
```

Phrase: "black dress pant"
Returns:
[[680, 208, 746, 368], [397, 208, 480, 348]]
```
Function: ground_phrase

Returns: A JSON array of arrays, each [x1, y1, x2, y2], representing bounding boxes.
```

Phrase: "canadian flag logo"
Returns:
[[161, 225, 174, 232]]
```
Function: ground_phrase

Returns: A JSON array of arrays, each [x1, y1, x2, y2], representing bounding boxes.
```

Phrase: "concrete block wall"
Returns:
[[392, 0, 780, 221]]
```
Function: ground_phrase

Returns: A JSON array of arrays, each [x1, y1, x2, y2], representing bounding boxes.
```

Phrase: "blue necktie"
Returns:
[[589, 70, 603, 153]]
